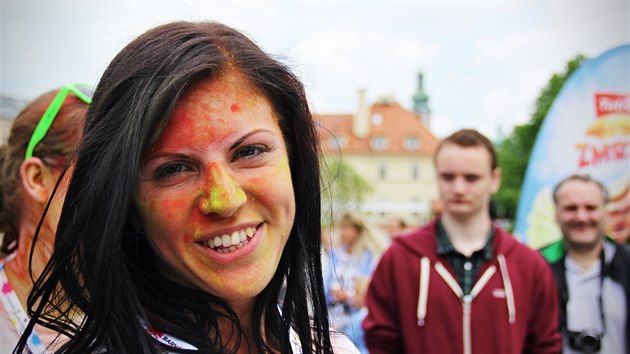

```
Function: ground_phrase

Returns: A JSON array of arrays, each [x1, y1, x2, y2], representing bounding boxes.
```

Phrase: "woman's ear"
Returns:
[[20, 157, 57, 204]]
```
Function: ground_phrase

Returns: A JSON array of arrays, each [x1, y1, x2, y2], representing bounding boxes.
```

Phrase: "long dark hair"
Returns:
[[18, 21, 331, 353]]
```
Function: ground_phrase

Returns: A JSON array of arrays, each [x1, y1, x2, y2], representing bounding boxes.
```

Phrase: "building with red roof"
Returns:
[[315, 84, 440, 227]]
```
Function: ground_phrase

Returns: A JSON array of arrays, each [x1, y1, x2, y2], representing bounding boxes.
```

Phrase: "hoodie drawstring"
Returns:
[[417, 257, 431, 326], [498, 254, 516, 324], [421, 255, 516, 354]]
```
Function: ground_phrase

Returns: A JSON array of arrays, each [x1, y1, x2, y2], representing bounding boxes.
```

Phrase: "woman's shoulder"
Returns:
[[330, 331, 360, 354]]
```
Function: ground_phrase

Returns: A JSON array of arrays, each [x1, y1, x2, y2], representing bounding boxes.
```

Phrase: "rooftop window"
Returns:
[[328, 134, 347, 150], [403, 136, 420, 151], [371, 113, 384, 125], [370, 136, 389, 150]]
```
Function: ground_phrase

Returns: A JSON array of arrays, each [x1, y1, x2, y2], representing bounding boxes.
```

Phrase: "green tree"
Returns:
[[494, 54, 587, 220], [320, 157, 373, 224]]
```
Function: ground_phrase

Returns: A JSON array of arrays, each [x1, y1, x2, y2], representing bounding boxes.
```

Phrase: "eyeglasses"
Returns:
[[24, 83, 94, 159]]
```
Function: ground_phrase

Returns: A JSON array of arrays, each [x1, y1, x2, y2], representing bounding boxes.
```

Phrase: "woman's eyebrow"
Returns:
[[143, 152, 189, 164], [229, 129, 274, 151]]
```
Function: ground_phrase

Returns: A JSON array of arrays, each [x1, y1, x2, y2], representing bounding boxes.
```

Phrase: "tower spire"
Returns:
[[412, 71, 431, 127]]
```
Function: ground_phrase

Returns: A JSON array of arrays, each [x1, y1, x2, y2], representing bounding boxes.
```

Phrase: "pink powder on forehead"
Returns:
[[230, 104, 240, 113]]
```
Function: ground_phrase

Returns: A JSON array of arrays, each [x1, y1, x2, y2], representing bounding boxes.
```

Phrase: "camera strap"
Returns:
[[559, 246, 607, 336]]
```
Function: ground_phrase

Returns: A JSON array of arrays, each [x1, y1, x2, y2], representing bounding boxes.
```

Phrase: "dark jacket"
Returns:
[[540, 238, 630, 354]]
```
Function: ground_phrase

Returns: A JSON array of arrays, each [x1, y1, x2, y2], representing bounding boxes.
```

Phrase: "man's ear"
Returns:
[[491, 167, 502, 194], [20, 157, 57, 204]]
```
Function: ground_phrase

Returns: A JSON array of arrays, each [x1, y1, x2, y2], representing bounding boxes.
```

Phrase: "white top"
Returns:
[[0, 259, 65, 353], [564, 241, 627, 354], [145, 312, 359, 353]]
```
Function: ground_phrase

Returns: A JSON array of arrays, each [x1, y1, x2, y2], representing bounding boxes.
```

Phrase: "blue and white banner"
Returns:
[[514, 44, 630, 248]]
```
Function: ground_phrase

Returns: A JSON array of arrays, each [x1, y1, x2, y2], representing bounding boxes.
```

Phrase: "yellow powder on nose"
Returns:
[[209, 185, 229, 211]]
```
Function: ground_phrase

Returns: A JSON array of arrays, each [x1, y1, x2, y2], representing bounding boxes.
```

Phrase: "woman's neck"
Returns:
[[224, 303, 282, 353], [4, 220, 53, 309]]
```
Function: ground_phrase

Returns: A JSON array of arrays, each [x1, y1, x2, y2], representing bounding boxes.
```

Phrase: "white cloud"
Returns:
[[293, 28, 439, 112], [1, 1, 628, 139]]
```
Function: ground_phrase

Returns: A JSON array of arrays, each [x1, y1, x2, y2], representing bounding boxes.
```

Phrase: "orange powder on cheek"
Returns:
[[247, 176, 266, 192], [158, 198, 189, 219]]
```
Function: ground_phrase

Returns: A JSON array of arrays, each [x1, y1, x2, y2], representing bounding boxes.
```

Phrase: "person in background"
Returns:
[[0, 84, 91, 352], [540, 174, 629, 354], [17, 22, 357, 353], [363, 128, 562, 354], [325, 211, 389, 352], [381, 216, 408, 239], [430, 199, 443, 219], [321, 225, 337, 285]]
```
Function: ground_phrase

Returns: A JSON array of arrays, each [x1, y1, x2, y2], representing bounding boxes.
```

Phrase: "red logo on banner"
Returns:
[[595, 93, 630, 117]]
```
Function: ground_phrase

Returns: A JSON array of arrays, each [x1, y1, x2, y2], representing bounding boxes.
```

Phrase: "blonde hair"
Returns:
[[338, 211, 390, 259]]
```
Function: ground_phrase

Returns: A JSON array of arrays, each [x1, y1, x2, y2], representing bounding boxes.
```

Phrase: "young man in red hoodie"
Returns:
[[363, 129, 562, 354]]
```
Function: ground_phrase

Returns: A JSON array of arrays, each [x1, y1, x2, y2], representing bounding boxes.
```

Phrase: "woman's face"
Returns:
[[339, 221, 361, 247], [134, 72, 295, 310]]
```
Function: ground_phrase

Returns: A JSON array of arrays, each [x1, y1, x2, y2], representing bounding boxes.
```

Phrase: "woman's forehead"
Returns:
[[147, 74, 279, 152]]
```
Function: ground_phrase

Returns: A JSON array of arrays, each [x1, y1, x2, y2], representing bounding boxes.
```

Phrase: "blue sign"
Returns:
[[515, 44, 630, 248]]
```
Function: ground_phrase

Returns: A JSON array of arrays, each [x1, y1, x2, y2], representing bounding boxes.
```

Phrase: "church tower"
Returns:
[[412, 71, 431, 128]]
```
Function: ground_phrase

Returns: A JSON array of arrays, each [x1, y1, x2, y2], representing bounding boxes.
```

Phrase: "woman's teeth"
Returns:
[[203, 226, 256, 253]]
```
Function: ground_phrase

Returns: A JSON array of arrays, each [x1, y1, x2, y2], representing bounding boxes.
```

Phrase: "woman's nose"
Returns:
[[198, 163, 247, 217]]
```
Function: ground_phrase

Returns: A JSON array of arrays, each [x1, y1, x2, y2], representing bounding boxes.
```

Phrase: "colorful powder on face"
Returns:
[[230, 104, 240, 113], [190, 223, 205, 239], [199, 163, 246, 214], [151, 112, 197, 152], [159, 198, 189, 220]]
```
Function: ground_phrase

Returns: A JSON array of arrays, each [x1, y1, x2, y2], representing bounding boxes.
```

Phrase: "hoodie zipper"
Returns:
[[433, 261, 497, 354]]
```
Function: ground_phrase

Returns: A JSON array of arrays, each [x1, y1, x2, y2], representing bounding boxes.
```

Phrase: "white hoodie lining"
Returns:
[[433, 261, 501, 354], [434, 262, 463, 297], [497, 254, 516, 324], [417, 257, 431, 326], [418, 254, 517, 354], [470, 266, 496, 297]]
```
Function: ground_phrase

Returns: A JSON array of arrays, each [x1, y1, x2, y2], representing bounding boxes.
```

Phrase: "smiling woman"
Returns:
[[134, 72, 296, 307], [17, 21, 356, 353]]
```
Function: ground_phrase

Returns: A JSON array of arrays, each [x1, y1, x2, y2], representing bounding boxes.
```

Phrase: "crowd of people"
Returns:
[[0, 19, 628, 354]]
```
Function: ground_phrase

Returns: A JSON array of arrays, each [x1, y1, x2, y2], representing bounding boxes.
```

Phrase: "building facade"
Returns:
[[316, 91, 440, 227]]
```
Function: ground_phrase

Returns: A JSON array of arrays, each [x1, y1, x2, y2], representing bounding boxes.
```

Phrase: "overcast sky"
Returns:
[[1, 1, 628, 139]]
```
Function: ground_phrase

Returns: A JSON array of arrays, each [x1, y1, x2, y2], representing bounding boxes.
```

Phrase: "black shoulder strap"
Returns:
[[551, 258, 569, 332], [556, 249, 607, 334]]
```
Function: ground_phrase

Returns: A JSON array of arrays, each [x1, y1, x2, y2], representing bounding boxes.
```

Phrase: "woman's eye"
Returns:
[[154, 163, 190, 180], [233, 145, 268, 161]]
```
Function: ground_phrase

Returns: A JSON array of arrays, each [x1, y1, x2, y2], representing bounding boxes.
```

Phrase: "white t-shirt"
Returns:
[[0, 261, 66, 353]]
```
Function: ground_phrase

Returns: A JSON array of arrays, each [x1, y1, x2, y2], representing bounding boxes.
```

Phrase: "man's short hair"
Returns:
[[552, 174, 610, 205], [435, 129, 498, 170]]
